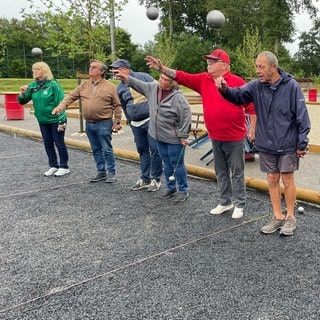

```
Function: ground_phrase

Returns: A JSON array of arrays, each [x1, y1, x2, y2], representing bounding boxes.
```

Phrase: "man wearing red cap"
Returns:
[[145, 49, 256, 219]]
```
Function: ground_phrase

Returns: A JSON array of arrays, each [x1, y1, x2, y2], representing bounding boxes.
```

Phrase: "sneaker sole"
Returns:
[[260, 227, 282, 234], [210, 205, 234, 215], [131, 185, 150, 191], [90, 177, 107, 182], [44, 169, 58, 176], [54, 171, 70, 177], [232, 213, 244, 219], [279, 227, 296, 236], [174, 194, 189, 203], [162, 191, 177, 199], [147, 187, 161, 192]]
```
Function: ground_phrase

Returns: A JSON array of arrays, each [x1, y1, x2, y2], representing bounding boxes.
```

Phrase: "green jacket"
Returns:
[[18, 79, 66, 125]]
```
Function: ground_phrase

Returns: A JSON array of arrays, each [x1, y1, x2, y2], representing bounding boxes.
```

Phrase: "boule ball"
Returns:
[[31, 47, 43, 57], [146, 7, 159, 20], [206, 10, 225, 28]]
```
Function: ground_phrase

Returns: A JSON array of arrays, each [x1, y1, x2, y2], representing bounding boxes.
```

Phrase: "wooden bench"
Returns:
[[190, 112, 205, 139]]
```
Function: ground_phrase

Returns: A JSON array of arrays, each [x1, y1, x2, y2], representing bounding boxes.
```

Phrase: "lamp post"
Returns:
[[109, 0, 116, 61]]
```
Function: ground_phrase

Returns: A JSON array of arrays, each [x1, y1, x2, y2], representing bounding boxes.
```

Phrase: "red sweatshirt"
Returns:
[[175, 71, 255, 141]]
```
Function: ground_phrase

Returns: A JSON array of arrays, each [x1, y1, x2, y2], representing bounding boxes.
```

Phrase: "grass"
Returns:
[[1, 77, 317, 95], [0, 78, 116, 93], [0, 78, 195, 94]]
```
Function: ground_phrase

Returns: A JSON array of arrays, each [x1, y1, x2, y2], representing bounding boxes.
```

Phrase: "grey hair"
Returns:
[[90, 59, 107, 74], [257, 51, 279, 68]]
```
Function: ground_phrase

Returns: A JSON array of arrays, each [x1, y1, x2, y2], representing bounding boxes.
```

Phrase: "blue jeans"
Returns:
[[157, 141, 188, 193], [85, 120, 116, 174], [39, 122, 69, 168], [131, 121, 162, 182], [211, 139, 246, 208]]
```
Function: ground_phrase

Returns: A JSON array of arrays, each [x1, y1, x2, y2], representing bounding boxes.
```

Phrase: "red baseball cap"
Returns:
[[203, 49, 230, 64]]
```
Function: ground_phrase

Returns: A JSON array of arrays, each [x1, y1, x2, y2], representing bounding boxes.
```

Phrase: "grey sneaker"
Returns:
[[162, 188, 177, 199], [174, 192, 189, 203], [131, 179, 151, 191], [90, 172, 107, 182], [106, 174, 117, 183], [279, 216, 297, 236], [147, 179, 161, 192], [260, 216, 285, 234]]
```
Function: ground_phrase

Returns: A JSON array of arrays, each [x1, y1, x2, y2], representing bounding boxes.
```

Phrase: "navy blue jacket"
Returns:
[[222, 69, 311, 154], [117, 71, 154, 122]]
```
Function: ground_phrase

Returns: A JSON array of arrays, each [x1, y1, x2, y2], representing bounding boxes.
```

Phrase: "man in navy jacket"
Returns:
[[215, 51, 311, 236], [110, 59, 162, 192]]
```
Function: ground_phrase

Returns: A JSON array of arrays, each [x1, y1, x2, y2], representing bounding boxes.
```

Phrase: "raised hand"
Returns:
[[145, 56, 163, 71]]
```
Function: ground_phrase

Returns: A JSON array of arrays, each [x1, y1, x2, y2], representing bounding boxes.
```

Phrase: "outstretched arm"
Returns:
[[144, 55, 176, 79], [112, 69, 129, 83]]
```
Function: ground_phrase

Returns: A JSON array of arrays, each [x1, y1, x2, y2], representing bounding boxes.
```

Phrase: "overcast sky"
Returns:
[[0, 0, 318, 55], [1, 0, 159, 47]]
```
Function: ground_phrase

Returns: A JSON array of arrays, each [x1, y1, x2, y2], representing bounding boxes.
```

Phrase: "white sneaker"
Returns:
[[147, 179, 161, 192], [210, 204, 234, 215], [232, 207, 244, 219], [54, 168, 70, 177], [44, 167, 58, 176]]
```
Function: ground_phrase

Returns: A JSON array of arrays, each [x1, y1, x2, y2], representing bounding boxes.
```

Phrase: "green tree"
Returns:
[[171, 33, 212, 73], [233, 27, 262, 78], [294, 19, 320, 77], [25, 0, 128, 60], [140, 0, 318, 56]]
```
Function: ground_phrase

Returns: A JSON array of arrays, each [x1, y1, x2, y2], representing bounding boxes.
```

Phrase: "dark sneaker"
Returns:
[[162, 188, 177, 199], [260, 216, 285, 234], [90, 172, 107, 182], [106, 174, 117, 183], [130, 179, 151, 191], [279, 216, 297, 236], [174, 192, 189, 203], [147, 179, 161, 192]]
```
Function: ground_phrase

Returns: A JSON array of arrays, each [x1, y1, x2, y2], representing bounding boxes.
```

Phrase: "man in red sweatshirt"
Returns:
[[145, 49, 256, 219]]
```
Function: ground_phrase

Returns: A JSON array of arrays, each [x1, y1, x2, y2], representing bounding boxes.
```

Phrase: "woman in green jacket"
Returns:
[[18, 62, 70, 176]]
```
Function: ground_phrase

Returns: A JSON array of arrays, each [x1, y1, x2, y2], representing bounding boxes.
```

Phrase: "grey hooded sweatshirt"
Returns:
[[127, 76, 191, 144]]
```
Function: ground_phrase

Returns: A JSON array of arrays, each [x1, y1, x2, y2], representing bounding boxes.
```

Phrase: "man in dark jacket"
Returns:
[[110, 59, 162, 191], [215, 51, 311, 236]]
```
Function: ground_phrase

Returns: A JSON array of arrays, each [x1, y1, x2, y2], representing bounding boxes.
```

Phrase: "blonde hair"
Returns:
[[32, 62, 54, 80], [169, 79, 179, 91]]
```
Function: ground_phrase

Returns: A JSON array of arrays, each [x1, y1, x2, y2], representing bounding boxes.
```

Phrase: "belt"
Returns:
[[86, 119, 111, 123]]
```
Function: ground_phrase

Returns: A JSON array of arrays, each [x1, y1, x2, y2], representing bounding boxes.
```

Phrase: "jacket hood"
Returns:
[[278, 68, 293, 84]]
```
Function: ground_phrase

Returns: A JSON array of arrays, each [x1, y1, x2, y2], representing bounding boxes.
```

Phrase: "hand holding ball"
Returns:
[[31, 47, 43, 57], [146, 7, 159, 20], [206, 10, 225, 28]]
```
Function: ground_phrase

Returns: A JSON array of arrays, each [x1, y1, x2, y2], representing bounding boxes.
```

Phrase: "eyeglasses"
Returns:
[[207, 59, 224, 65]]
